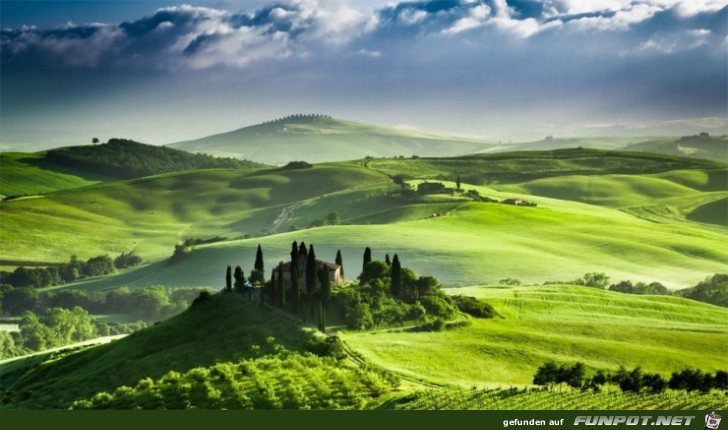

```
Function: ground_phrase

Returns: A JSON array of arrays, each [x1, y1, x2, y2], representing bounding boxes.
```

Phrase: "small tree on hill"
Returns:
[[335, 249, 344, 278], [456, 175, 461, 191], [385, 254, 391, 266], [225, 266, 232, 292]]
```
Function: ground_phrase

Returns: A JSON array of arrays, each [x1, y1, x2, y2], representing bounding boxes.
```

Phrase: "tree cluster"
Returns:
[[1, 253, 141, 288], [336, 251, 458, 330], [533, 361, 728, 394], [45, 138, 263, 179], [0, 285, 204, 322]]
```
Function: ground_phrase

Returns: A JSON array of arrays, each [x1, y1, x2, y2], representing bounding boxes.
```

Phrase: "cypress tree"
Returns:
[[234, 266, 245, 293], [225, 265, 232, 292], [277, 262, 286, 307], [362, 247, 372, 274], [318, 266, 331, 309], [290, 242, 302, 320], [254, 244, 264, 273], [335, 249, 344, 278], [456, 174, 461, 190], [299, 241, 307, 259], [391, 254, 402, 298], [306, 245, 317, 318], [385, 253, 391, 266], [318, 301, 326, 333]]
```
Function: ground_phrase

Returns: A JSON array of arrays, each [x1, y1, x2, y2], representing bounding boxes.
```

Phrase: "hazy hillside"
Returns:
[[169, 115, 495, 165], [624, 134, 728, 162], [497, 135, 728, 162]]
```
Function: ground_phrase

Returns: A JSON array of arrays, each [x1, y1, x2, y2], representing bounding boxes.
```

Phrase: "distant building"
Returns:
[[271, 256, 343, 288], [417, 182, 454, 195], [503, 198, 537, 207]]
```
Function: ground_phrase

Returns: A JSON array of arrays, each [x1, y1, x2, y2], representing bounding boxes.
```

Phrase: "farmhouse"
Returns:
[[271, 256, 343, 288], [417, 182, 454, 195]]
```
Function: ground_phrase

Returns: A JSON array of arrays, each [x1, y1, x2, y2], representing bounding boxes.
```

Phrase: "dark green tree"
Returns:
[[306, 245, 317, 317], [362, 247, 372, 274], [290, 242, 302, 319], [318, 302, 326, 333], [299, 241, 308, 259], [225, 266, 232, 292], [277, 263, 286, 307], [385, 254, 391, 266], [391, 254, 402, 298], [254, 244, 264, 273], [335, 249, 344, 278], [233, 266, 245, 293], [456, 174, 461, 190], [318, 266, 331, 308]]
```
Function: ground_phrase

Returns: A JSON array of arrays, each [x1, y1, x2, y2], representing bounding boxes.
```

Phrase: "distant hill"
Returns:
[[46, 138, 266, 180], [623, 134, 728, 162], [169, 114, 495, 165], [500, 134, 728, 162], [496, 136, 640, 152]]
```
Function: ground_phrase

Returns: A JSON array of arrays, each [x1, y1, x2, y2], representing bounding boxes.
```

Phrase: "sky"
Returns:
[[1, 0, 726, 150]]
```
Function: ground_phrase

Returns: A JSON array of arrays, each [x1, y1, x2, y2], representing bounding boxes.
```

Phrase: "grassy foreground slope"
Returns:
[[170, 116, 494, 164], [3, 294, 313, 408], [342, 285, 728, 388]]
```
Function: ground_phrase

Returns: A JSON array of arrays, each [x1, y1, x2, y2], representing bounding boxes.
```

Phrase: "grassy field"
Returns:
[[341, 285, 728, 388], [0, 152, 114, 197], [2, 148, 725, 289], [2, 294, 316, 408], [0, 163, 393, 264], [393, 387, 727, 410]]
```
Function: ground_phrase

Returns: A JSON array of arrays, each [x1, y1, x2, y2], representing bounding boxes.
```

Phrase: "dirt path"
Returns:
[[267, 202, 304, 234]]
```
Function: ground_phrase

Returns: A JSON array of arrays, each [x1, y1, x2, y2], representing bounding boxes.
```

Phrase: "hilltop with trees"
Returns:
[[45, 138, 265, 179]]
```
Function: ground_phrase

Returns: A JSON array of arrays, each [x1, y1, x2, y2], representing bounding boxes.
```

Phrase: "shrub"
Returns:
[[451, 295, 499, 318]]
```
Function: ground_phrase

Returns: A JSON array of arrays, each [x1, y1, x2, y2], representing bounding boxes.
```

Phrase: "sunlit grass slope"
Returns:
[[1, 164, 392, 264], [63, 193, 727, 292], [342, 285, 728, 387], [0, 152, 113, 197]]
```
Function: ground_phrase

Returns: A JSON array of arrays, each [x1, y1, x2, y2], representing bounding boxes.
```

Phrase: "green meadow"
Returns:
[[0, 152, 113, 197], [341, 285, 728, 387], [1, 145, 727, 410]]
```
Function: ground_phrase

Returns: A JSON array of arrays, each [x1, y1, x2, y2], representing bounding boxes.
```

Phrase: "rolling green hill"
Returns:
[[341, 285, 728, 388], [624, 135, 728, 162], [169, 115, 495, 165], [0, 152, 114, 198], [3, 150, 725, 288], [45, 138, 266, 179], [3, 293, 315, 408]]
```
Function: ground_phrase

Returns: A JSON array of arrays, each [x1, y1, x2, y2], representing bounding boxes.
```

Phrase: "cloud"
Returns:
[[1, 0, 726, 72]]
